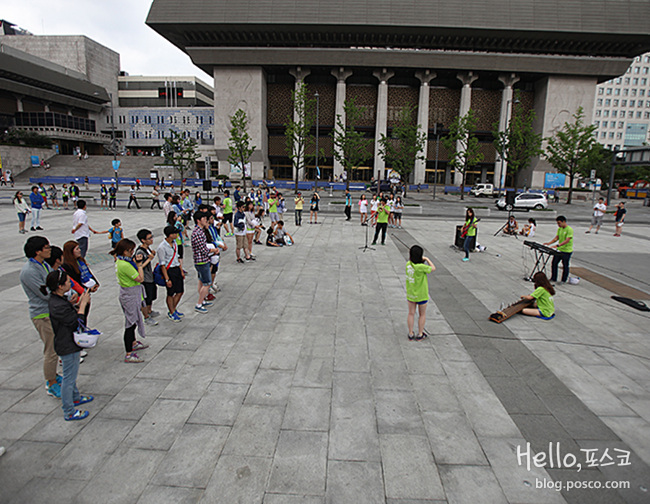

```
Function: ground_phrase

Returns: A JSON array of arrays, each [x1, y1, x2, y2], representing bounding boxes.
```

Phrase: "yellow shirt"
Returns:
[[294, 197, 304, 210]]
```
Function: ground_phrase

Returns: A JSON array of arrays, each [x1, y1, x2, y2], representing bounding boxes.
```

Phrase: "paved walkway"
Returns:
[[0, 205, 649, 503]]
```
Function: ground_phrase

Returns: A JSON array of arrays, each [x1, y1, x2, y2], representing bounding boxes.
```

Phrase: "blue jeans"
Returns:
[[463, 235, 476, 258], [551, 251, 572, 283], [60, 352, 81, 417]]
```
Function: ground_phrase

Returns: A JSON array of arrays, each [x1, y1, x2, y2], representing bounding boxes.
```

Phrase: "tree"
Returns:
[[443, 109, 484, 200], [378, 104, 426, 195], [332, 98, 374, 190], [545, 107, 601, 204], [492, 94, 543, 191], [162, 130, 199, 190], [285, 82, 316, 193], [227, 109, 256, 191]]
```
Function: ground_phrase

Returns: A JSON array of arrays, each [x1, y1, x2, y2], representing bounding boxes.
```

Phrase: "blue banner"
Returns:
[[31, 156, 40, 167], [544, 173, 566, 189], [112, 160, 121, 171]]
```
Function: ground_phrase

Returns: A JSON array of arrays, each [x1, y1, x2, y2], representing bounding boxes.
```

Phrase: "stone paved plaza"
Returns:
[[0, 195, 649, 503]]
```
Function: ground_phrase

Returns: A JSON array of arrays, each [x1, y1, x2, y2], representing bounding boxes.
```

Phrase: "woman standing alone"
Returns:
[[13, 191, 31, 234]]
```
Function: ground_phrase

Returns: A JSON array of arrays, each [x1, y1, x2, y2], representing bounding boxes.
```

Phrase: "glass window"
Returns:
[[644, 67, 649, 75], [625, 77, 630, 84], [646, 56, 650, 63], [605, 99, 611, 106], [633, 78, 639, 85], [609, 132, 615, 138], [600, 132, 606, 138], [634, 67, 640, 74], [619, 121, 624, 128], [630, 100, 635, 107], [637, 111, 642, 118], [595, 110, 601, 117], [622, 100, 627, 106], [629, 111, 634, 118], [604, 110, 609, 117], [615, 88, 621, 96], [596, 98, 603, 106], [632, 89, 637, 96], [594, 121, 600, 127], [612, 110, 618, 117], [645, 112, 650, 119], [643, 79, 648, 85], [598, 88, 604, 95], [606, 88, 613, 95], [611, 121, 617, 128], [617, 132, 622, 139], [613, 100, 619, 107], [641, 90, 646, 97], [615, 77, 622, 84]]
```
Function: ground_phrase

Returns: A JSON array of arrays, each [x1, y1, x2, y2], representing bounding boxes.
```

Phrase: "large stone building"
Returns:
[[146, 0, 650, 187]]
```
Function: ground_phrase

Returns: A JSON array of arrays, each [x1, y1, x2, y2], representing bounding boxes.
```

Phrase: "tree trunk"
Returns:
[[241, 156, 247, 192], [567, 170, 574, 204], [460, 170, 465, 201]]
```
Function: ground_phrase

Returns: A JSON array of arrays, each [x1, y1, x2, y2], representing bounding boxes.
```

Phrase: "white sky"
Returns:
[[2, 0, 212, 82]]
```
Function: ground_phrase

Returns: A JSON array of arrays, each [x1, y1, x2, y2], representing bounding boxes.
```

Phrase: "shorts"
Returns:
[[235, 234, 247, 249], [166, 266, 184, 296], [408, 299, 428, 305], [143, 281, 157, 306], [62, 196, 68, 202], [591, 215, 603, 226], [211, 263, 219, 274], [195, 262, 211, 285], [616, 221, 624, 227], [270, 212, 279, 222], [394, 212, 402, 219], [311, 204, 319, 212], [536, 313, 555, 320], [223, 213, 233, 223], [18, 212, 26, 222]]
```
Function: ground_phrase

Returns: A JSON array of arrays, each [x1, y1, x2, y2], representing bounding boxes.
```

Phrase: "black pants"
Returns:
[[344, 205, 351, 220], [124, 323, 136, 352], [295, 209, 302, 226], [128, 195, 140, 209], [151, 199, 162, 209], [372, 222, 388, 244], [109, 198, 116, 209], [551, 251, 572, 283]]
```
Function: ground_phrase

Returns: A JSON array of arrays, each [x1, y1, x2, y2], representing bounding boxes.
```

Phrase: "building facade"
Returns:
[[592, 53, 650, 150], [146, 0, 650, 187]]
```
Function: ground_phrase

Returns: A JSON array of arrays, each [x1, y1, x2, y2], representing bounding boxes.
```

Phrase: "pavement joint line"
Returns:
[[391, 227, 650, 503]]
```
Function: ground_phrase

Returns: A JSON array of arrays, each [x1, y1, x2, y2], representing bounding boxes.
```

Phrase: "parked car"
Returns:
[[368, 180, 394, 194], [496, 192, 548, 211], [470, 183, 497, 197]]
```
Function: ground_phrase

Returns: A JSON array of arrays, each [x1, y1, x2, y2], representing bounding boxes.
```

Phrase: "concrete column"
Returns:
[[414, 70, 436, 184], [288, 67, 311, 181], [373, 68, 395, 180], [495, 73, 520, 189], [331, 67, 353, 179], [212, 66, 269, 179], [454, 71, 479, 185]]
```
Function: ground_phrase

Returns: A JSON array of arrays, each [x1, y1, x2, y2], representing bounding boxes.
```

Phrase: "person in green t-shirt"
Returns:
[[544, 215, 573, 283], [222, 190, 234, 236], [371, 198, 391, 245], [462, 208, 478, 262], [406, 245, 436, 340], [521, 272, 556, 319]]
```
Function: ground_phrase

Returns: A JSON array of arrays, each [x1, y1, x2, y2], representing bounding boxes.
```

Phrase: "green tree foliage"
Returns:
[[545, 107, 602, 204], [162, 130, 199, 190], [227, 109, 256, 191], [1, 128, 52, 148], [492, 94, 543, 190], [332, 98, 374, 190], [285, 82, 316, 193], [378, 104, 426, 195], [443, 109, 484, 200]]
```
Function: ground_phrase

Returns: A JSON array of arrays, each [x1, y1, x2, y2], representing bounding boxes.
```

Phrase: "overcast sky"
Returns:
[[2, 0, 212, 82]]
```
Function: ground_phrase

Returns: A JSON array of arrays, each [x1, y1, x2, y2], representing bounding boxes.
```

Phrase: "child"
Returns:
[[406, 245, 435, 340], [266, 227, 281, 247], [274, 220, 294, 246], [43, 270, 93, 420], [521, 272, 555, 320], [519, 218, 536, 237], [157, 225, 185, 322], [135, 229, 158, 326], [106, 219, 124, 251], [62, 184, 70, 210], [359, 195, 368, 226]]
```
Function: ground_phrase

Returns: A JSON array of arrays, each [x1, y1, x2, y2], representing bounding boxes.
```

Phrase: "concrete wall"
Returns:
[[526, 75, 598, 188], [0, 145, 57, 177], [212, 66, 269, 179]]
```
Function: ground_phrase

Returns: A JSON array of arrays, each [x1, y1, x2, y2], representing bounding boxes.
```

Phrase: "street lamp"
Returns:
[[433, 122, 442, 199], [314, 91, 320, 187]]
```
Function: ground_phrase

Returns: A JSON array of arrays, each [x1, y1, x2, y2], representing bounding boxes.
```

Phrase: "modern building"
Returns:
[[0, 20, 113, 155], [146, 0, 650, 187], [592, 53, 650, 151]]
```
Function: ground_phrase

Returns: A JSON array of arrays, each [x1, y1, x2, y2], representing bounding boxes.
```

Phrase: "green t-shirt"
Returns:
[[269, 198, 278, 213], [557, 225, 574, 253], [223, 197, 233, 214], [406, 261, 433, 302], [465, 218, 477, 237], [377, 204, 390, 224], [532, 286, 555, 317], [116, 260, 140, 288]]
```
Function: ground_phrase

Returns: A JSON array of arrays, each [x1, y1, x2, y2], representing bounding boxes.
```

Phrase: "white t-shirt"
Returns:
[[72, 209, 90, 239], [593, 203, 606, 217], [388, 199, 395, 211], [359, 200, 368, 213], [370, 200, 379, 212]]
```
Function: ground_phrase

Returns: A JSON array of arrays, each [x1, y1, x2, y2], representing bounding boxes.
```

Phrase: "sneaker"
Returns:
[[36, 226, 43, 230], [585, 230, 590, 233], [150, 310, 161, 318], [64, 409, 89, 421], [209, 285, 217, 294], [202, 300, 214, 307], [245, 256, 256, 261], [30, 227, 36, 231], [167, 312, 182, 323], [371, 242, 377, 245], [206, 293, 216, 301], [47, 382, 61, 398], [414, 334, 426, 341], [174, 310, 184, 318], [80, 350, 88, 357], [144, 317, 158, 326], [194, 305, 208, 314], [132, 341, 149, 351], [237, 258, 244, 264], [124, 352, 144, 363], [408, 333, 416, 341], [74, 395, 94, 406], [462, 257, 469, 262]]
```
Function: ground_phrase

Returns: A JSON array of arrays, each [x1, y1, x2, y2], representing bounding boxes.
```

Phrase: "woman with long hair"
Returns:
[[244, 200, 261, 259], [62, 241, 99, 293], [13, 190, 30, 234], [521, 272, 556, 320], [111, 239, 153, 362], [393, 196, 404, 228], [49, 184, 60, 209], [309, 190, 320, 224], [462, 208, 478, 262], [43, 269, 93, 421], [100, 184, 108, 210]]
